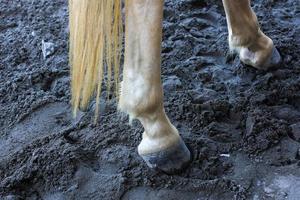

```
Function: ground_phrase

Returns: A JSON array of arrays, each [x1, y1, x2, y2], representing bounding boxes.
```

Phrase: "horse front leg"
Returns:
[[222, 0, 281, 70], [119, 0, 191, 174]]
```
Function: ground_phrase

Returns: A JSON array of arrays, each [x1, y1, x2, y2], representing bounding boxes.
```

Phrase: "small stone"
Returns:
[[220, 154, 230, 158], [42, 40, 55, 59]]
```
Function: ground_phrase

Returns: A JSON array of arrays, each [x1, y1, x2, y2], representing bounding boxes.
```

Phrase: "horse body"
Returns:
[[69, 0, 281, 174]]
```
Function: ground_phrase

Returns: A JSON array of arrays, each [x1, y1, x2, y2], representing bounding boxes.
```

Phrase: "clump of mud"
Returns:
[[0, 0, 299, 199]]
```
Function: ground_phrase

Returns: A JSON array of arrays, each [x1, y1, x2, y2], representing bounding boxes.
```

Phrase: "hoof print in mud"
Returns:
[[140, 139, 191, 174]]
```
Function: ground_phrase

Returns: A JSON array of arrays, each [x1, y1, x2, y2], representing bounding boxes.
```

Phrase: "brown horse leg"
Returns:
[[119, 0, 191, 174], [222, 0, 281, 70]]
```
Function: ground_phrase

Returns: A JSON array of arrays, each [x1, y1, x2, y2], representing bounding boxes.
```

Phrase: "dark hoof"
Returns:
[[263, 46, 282, 70], [140, 139, 191, 174]]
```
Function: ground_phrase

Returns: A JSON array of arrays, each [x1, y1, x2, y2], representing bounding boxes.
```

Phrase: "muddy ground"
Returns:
[[0, 0, 299, 199]]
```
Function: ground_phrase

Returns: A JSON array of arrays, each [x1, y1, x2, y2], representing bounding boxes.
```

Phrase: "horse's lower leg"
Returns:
[[119, 0, 191, 173], [222, 0, 281, 69]]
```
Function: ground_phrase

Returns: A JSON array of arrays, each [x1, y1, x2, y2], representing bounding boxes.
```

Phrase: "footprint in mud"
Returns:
[[64, 165, 124, 200], [206, 122, 242, 143], [61, 145, 133, 200], [180, 6, 221, 30], [0, 102, 72, 159]]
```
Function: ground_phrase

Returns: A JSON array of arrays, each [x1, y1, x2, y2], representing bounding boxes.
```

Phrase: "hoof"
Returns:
[[262, 46, 282, 70], [240, 46, 282, 70], [140, 139, 191, 174]]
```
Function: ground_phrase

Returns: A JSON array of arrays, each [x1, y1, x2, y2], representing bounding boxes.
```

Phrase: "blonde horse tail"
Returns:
[[69, 0, 123, 120]]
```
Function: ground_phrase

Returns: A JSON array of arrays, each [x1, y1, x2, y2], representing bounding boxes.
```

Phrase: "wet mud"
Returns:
[[0, 0, 299, 199]]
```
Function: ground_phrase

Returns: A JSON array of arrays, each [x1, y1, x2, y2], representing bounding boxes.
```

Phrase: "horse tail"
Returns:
[[69, 0, 123, 119]]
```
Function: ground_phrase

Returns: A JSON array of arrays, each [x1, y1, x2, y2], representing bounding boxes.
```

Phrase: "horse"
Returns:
[[68, 0, 281, 174]]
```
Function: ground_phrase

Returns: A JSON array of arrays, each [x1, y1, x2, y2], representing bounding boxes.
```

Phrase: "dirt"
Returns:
[[0, 0, 299, 199]]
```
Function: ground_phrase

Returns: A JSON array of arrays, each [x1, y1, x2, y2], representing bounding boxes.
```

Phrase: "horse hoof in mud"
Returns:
[[239, 45, 282, 70], [139, 138, 191, 174]]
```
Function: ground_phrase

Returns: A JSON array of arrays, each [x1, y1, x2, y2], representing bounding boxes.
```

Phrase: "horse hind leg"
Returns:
[[119, 0, 191, 174], [222, 0, 281, 70]]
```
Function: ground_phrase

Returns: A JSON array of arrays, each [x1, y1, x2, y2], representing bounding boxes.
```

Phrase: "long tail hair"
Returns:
[[69, 0, 123, 120]]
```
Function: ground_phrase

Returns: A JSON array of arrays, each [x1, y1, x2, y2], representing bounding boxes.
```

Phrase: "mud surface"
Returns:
[[0, 0, 300, 199]]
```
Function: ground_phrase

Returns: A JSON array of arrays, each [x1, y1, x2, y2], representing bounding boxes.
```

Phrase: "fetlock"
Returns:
[[137, 109, 181, 155]]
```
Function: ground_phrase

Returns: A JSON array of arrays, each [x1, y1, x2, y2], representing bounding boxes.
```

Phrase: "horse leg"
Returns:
[[119, 0, 191, 174], [222, 0, 281, 70]]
